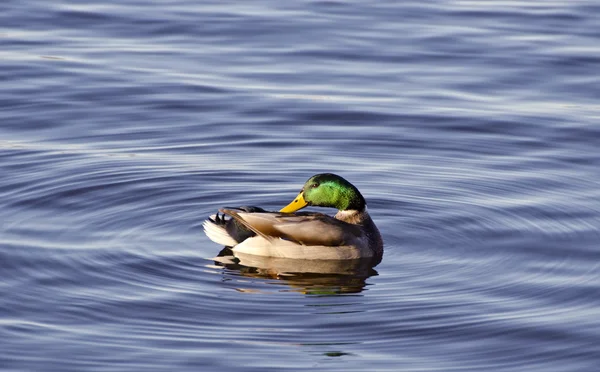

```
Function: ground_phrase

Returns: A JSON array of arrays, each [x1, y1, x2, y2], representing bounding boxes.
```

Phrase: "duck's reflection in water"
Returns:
[[213, 247, 378, 295]]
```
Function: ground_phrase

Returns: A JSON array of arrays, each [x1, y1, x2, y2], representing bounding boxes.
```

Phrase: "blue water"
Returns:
[[2, 1, 600, 371]]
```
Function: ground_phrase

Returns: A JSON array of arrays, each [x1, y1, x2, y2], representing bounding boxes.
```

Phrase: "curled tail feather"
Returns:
[[203, 213, 239, 247]]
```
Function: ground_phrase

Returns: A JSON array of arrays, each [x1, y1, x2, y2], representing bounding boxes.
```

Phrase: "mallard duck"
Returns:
[[203, 173, 383, 261]]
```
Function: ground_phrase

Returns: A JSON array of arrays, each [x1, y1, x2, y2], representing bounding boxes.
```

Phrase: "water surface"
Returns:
[[1, 1, 600, 371]]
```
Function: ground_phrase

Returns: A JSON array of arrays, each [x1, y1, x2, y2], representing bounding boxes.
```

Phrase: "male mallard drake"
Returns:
[[203, 173, 383, 262]]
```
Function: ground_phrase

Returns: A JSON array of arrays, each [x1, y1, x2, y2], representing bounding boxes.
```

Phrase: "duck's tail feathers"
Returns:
[[219, 208, 275, 242], [203, 214, 239, 247]]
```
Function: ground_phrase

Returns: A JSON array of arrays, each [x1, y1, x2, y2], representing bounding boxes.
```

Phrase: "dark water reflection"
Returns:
[[214, 247, 377, 295]]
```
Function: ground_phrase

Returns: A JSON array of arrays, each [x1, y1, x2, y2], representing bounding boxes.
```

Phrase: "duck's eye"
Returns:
[[311, 183, 319, 188]]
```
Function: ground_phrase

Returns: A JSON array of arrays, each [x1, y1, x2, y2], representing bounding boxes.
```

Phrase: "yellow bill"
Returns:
[[280, 192, 308, 213]]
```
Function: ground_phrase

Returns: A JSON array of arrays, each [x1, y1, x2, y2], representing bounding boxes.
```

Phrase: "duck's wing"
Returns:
[[219, 209, 362, 246]]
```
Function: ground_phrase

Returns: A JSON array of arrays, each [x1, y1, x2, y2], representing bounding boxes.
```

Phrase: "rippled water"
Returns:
[[2, 1, 600, 371]]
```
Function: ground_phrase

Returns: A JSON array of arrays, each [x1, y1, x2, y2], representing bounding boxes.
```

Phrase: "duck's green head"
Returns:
[[280, 173, 366, 213]]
